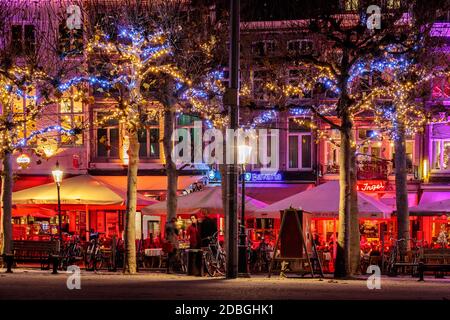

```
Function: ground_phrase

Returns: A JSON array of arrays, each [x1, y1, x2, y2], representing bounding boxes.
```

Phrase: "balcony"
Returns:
[[323, 160, 417, 180], [357, 159, 389, 180]]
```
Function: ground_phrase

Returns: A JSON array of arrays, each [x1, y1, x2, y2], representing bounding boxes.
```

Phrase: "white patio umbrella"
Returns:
[[251, 180, 392, 219], [142, 186, 267, 216]]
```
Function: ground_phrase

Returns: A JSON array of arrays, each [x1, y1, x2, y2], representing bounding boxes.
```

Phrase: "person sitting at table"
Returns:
[[187, 214, 201, 249]]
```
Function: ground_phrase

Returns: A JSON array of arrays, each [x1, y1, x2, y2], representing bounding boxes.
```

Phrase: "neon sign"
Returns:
[[208, 170, 283, 182], [246, 172, 282, 182], [357, 181, 386, 192]]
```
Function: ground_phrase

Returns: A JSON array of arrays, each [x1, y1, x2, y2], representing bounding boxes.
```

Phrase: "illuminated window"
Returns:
[[59, 88, 83, 146], [431, 123, 450, 171], [432, 140, 450, 171], [387, 0, 401, 9], [96, 113, 119, 158], [345, 0, 359, 11], [13, 86, 37, 144], [138, 124, 160, 159], [287, 118, 312, 170]]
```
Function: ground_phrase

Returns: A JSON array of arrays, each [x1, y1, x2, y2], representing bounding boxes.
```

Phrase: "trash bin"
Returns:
[[186, 249, 203, 276]]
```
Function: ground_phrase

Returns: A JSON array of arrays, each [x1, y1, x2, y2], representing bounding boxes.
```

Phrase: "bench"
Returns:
[[391, 248, 450, 281], [418, 248, 450, 281], [3, 240, 60, 274]]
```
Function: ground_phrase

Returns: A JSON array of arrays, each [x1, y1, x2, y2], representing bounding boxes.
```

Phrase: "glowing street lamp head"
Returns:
[[237, 144, 253, 165], [52, 161, 63, 185]]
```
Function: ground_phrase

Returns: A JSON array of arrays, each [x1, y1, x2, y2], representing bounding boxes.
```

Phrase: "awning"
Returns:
[[12, 205, 56, 218], [142, 186, 267, 216], [252, 180, 392, 219], [245, 183, 314, 204], [409, 199, 450, 216], [12, 175, 158, 206], [93, 175, 205, 191], [418, 190, 450, 205]]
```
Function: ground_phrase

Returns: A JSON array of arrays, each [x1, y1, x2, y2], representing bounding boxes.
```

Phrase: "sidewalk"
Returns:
[[1, 267, 450, 300]]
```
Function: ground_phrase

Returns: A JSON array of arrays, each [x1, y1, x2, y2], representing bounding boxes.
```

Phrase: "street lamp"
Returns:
[[52, 161, 63, 243], [237, 144, 252, 277]]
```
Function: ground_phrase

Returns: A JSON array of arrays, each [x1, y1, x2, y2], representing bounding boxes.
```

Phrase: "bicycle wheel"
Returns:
[[204, 251, 218, 277], [216, 252, 226, 275]]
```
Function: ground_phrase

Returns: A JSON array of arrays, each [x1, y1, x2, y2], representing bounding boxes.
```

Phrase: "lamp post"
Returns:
[[52, 161, 63, 243], [238, 144, 252, 277]]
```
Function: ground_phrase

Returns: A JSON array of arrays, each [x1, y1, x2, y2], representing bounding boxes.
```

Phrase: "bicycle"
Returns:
[[85, 234, 105, 271], [251, 239, 272, 273], [386, 238, 422, 276], [202, 232, 226, 277], [60, 234, 83, 270]]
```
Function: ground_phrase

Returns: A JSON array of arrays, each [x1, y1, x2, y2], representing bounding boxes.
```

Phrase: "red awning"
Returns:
[[12, 205, 57, 218]]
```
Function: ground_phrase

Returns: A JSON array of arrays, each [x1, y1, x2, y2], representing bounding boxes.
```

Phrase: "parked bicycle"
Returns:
[[59, 234, 83, 270], [85, 232, 105, 271], [202, 232, 226, 277], [250, 238, 272, 273]]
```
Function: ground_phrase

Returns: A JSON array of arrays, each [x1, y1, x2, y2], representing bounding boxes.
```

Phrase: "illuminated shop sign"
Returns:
[[208, 170, 283, 182], [357, 180, 386, 192], [16, 153, 31, 169]]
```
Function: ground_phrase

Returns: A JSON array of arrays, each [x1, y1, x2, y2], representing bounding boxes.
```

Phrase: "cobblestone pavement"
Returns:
[[1, 268, 449, 300]]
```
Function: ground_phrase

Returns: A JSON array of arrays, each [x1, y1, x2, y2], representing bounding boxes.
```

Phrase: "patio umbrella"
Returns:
[[142, 186, 267, 216], [251, 180, 392, 219], [12, 175, 158, 206], [409, 198, 450, 216]]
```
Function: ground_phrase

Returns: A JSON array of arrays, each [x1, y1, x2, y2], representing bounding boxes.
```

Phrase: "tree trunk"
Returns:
[[335, 121, 352, 278], [349, 131, 360, 275], [1, 151, 13, 255], [123, 130, 139, 274], [394, 117, 410, 256], [163, 105, 178, 221]]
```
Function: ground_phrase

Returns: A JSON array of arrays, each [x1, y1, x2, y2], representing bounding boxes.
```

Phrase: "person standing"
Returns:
[[165, 217, 179, 273], [187, 214, 201, 249], [200, 212, 218, 247]]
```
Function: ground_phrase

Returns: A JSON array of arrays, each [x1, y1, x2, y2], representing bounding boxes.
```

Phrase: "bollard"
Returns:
[[4, 254, 13, 273], [418, 262, 424, 282], [52, 255, 59, 274]]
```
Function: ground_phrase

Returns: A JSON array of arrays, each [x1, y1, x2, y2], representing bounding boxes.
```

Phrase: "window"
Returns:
[[96, 113, 119, 158], [287, 118, 312, 170], [251, 40, 276, 56], [432, 140, 450, 171], [252, 70, 273, 101], [345, 0, 359, 11], [58, 23, 83, 56], [387, 0, 401, 10], [60, 89, 83, 146], [177, 114, 201, 163], [138, 124, 160, 159], [287, 40, 314, 55], [13, 87, 36, 143], [11, 24, 35, 55]]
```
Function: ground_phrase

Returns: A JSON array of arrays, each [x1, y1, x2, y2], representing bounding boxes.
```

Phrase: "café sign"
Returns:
[[16, 153, 31, 169], [357, 180, 386, 192]]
